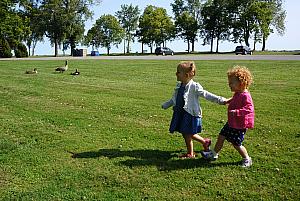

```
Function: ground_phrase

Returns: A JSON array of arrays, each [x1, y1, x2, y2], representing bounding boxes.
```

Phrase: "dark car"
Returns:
[[235, 46, 252, 55], [155, 47, 174, 56]]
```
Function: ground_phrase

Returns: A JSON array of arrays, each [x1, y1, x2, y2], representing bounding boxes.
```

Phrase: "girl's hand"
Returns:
[[224, 98, 232, 104]]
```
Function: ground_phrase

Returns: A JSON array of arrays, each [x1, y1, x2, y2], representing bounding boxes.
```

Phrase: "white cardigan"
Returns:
[[162, 79, 226, 117]]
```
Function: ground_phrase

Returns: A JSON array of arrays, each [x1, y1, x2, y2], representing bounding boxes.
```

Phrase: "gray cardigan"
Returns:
[[162, 79, 226, 117]]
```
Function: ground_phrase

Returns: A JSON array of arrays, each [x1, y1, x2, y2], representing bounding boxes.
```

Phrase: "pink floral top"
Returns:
[[228, 91, 254, 129]]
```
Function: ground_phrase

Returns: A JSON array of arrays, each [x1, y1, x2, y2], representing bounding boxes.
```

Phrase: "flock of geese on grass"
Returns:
[[25, 60, 80, 75]]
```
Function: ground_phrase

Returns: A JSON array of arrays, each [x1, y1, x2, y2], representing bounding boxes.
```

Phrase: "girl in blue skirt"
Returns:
[[162, 61, 227, 158]]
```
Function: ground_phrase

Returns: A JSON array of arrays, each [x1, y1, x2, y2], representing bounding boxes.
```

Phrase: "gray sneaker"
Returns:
[[241, 157, 252, 167]]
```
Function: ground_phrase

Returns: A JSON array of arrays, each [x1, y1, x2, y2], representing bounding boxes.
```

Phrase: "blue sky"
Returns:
[[35, 0, 300, 55]]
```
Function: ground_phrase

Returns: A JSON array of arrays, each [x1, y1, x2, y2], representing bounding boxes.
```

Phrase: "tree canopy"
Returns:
[[115, 4, 140, 54], [138, 5, 175, 53], [85, 14, 124, 55], [39, 0, 95, 56], [171, 0, 202, 52], [0, 0, 30, 57]]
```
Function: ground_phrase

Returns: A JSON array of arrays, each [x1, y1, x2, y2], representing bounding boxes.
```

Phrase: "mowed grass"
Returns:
[[0, 59, 299, 200]]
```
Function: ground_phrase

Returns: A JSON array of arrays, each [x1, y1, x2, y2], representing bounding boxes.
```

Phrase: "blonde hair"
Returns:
[[227, 66, 253, 89], [178, 61, 196, 77]]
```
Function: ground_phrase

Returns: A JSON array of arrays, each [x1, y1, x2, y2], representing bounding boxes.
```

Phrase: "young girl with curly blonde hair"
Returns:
[[162, 61, 227, 158], [202, 66, 254, 167]]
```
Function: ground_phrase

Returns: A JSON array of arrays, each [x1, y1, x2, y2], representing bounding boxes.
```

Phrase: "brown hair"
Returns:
[[178, 61, 196, 77], [227, 66, 253, 89]]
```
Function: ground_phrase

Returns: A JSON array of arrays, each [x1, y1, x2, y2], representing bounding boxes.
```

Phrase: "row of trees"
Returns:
[[85, 0, 286, 54], [0, 0, 286, 57], [0, 0, 101, 57]]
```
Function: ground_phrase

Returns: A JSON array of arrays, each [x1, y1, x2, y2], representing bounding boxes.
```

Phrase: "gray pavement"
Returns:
[[1, 54, 300, 61]]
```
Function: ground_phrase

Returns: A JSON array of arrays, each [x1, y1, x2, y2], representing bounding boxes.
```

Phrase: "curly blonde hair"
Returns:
[[227, 66, 253, 89], [178, 61, 196, 77]]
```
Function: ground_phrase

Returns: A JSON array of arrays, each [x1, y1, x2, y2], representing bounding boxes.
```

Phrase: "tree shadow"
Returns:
[[70, 149, 240, 171]]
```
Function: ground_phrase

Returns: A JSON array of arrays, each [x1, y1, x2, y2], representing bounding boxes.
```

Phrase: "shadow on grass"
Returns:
[[70, 149, 240, 171]]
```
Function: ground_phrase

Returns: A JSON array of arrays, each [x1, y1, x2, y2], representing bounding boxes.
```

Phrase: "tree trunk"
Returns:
[[216, 37, 219, 53], [210, 36, 213, 53], [54, 38, 58, 57], [26, 40, 31, 56], [191, 39, 195, 52], [70, 37, 76, 56], [32, 40, 37, 56], [126, 37, 130, 53], [150, 43, 153, 54], [123, 39, 126, 54], [253, 32, 257, 51], [245, 32, 250, 47], [262, 36, 266, 51], [32, 45, 35, 56]]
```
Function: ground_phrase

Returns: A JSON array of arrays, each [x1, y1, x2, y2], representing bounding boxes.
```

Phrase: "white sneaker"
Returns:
[[200, 151, 218, 161], [242, 157, 252, 167]]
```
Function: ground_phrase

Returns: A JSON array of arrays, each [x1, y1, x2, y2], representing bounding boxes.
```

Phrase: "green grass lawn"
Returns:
[[0, 59, 299, 200]]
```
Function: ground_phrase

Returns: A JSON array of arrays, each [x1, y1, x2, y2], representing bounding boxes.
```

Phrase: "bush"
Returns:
[[14, 43, 28, 58], [0, 38, 12, 58]]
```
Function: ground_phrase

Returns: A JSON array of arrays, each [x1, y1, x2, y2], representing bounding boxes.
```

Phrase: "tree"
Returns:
[[20, 0, 44, 56], [115, 4, 140, 54], [84, 26, 98, 51], [201, 0, 232, 53], [270, 0, 286, 36], [251, 1, 273, 51], [62, 0, 95, 56], [231, 0, 257, 47], [175, 11, 198, 53], [231, 0, 286, 51], [85, 14, 124, 55], [138, 5, 175, 53], [0, 0, 30, 57], [0, 38, 12, 58], [171, 0, 202, 52], [257, 0, 286, 51], [39, 0, 98, 57]]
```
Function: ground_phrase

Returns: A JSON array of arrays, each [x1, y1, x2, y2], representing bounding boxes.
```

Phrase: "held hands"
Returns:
[[223, 98, 232, 105]]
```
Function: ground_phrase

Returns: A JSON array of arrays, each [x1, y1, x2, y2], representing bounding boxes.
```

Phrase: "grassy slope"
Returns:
[[0, 59, 299, 200]]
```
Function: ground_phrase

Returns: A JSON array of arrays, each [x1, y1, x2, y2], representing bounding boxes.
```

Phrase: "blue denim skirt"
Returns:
[[169, 109, 202, 135]]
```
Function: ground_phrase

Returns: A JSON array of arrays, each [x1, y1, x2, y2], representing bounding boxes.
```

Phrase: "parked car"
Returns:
[[235, 46, 252, 55], [155, 47, 174, 56]]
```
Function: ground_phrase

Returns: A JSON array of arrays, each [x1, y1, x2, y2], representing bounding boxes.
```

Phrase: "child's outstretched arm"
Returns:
[[161, 99, 174, 109], [196, 84, 227, 105], [161, 83, 180, 109]]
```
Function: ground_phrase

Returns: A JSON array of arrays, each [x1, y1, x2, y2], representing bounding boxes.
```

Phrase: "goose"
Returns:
[[70, 68, 80, 75], [25, 68, 37, 74], [55, 60, 68, 73]]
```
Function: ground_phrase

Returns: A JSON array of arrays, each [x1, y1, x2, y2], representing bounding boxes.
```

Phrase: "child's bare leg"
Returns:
[[191, 134, 205, 144], [214, 135, 226, 154], [183, 135, 194, 155], [233, 144, 250, 159], [192, 134, 211, 151]]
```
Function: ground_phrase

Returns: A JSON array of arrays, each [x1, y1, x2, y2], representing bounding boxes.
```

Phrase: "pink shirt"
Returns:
[[228, 91, 254, 129]]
